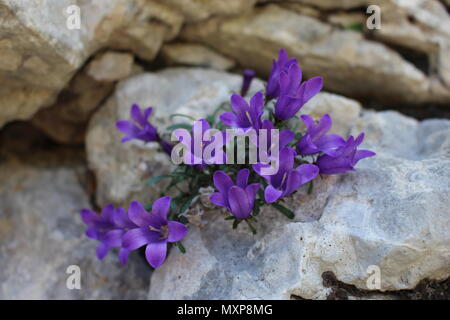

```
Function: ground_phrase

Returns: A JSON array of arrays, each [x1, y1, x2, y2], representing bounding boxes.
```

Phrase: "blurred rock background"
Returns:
[[0, 0, 449, 299]]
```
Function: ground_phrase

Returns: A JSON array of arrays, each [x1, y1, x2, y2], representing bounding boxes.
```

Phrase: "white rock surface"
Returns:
[[181, 4, 450, 105], [0, 148, 150, 299]]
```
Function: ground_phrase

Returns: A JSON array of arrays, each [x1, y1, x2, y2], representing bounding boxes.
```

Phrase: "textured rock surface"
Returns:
[[86, 68, 264, 207], [83, 67, 450, 299], [162, 0, 257, 22], [149, 109, 450, 299], [181, 4, 450, 106], [0, 127, 150, 299], [161, 43, 235, 70], [31, 51, 130, 145], [0, 0, 182, 128]]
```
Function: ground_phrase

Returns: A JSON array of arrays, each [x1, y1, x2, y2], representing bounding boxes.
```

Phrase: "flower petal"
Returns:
[[96, 243, 109, 260], [152, 196, 171, 221], [167, 221, 188, 243], [210, 192, 227, 208], [128, 201, 153, 227], [236, 168, 250, 188], [118, 248, 130, 265], [130, 104, 144, 126], [80, 209, 97, 226], [122, 228, 158, 251], [264, 185, 283, 203], [145, 240, 167, 268], [213, 170, 234, 195], [301, 77, 323, 104], [103, 229, 124, 247], [220, 112, 238, 127], [228, 186, 252, 219], [296, 164, 320, 184], [116, 120, 140, 136]]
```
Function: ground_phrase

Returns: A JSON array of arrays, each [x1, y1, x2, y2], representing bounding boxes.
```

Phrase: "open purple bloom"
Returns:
[[253, 119, 294, 160], [241, 69, 256, 97], [116, 104, 158, 143], [274, 63, 323, 120], [122, 197, 188, 268], [174, 119, 226, 168], [316, 133, 376, 174], [297, 114, 346, 156], [80, 204, 135, 264], [220, 91, 264, 131], [266, 49, 297, 99], [253, 147, 319, 203], [210, 169, 260, 220]]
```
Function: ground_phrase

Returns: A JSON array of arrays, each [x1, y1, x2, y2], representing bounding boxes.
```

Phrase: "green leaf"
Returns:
[[307, 180, 314, 195], [146, 175, 172, 186], [166, 123, 193, 131], [169, 113, 196, 121], [179, 194, 197, 213], [271, 203, 295, 219], [344, 22, 363, 32], [175, 241, 186, 254], [245, 220, 257, 235], [224, 216, 235, 221]]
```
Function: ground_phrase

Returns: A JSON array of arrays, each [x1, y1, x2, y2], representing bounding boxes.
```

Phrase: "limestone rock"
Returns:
[[0, 145, 150, 299], [0, 0, 183, 128], [149, 109, 450, 299], [163, 0, 257, 22], [181, 4, 450, 106], [161, 43, 235, 70], [87, 52, 134, 82]]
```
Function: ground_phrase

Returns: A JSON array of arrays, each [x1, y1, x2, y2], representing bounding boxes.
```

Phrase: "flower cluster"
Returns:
[[81, 197, 187, 268], [81, 48, 375, 269]]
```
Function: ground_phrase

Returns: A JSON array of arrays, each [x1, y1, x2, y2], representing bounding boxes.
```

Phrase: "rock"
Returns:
[[162, 0, 257, 22], [181, 4, 450, 106], [161, 43, 235, 71], [372, 0, 450, 88], [0, 135, 150, 299], [149, 108, 450, 299], [86, 68, 264, 207], [0, 0, 183, 128], [87, 52, 134, 82]]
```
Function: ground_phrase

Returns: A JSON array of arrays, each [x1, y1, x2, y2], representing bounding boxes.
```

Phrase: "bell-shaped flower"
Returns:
[[266, 48, 297, 99], [210, 169, 260, 220], [220, 91, 264, 131], [274, 64, 323, 120], [122, 197, 188, 268], [316, 133, 376, 174], [253, 147, 319, 203], [297, 114, 346, 156]]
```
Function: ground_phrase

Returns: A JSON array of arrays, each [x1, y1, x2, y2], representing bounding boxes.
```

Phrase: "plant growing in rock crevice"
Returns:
[[81, 49, 375, 269]]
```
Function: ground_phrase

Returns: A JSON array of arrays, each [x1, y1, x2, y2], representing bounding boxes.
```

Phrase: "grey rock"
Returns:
[[149, 112, 450, 299], [181, 4, 450, 106], [0, 149, 150, 299]]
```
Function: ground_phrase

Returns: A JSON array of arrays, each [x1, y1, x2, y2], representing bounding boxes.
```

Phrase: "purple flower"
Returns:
[[241, 69, 256, 97], [122, 197, 188, 268], [116, 104, 158, 143], [254, 119, 294, 160], [274, 63, 323, 120], [210, 169, 260, 219], [253, 147, 319, 203], [316, 133, 376, 174], [297, 114, 346, 156], [220, 91, 264, 131], [80, 204, 136, 264], [174, 119, 226, 168], [266, 49, 297, 99]]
